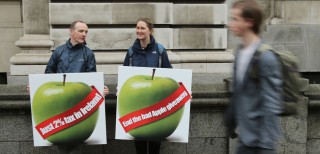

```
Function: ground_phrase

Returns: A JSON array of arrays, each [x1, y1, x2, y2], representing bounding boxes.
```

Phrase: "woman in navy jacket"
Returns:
[[123, 18, 172, 154], [123, 18, 172, 68]]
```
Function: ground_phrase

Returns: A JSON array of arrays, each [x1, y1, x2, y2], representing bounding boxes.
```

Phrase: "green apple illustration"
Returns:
[[118, 69, 185, 140], [32, 74, 99, 144]]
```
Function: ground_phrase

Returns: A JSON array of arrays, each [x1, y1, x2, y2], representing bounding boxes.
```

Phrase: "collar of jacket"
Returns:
[[66, 39, 87, 49], [235, 40, 263, 88], [132, 35, 156, 53]]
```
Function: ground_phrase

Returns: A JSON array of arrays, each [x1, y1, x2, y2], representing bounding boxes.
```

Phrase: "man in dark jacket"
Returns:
[[45, 21, 96, 73], [44, 20, 106, 154]]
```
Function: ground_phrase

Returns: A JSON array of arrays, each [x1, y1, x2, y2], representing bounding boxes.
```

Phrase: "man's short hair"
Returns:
[[70, 21, 86, 30], [232, 0, 263, 34]]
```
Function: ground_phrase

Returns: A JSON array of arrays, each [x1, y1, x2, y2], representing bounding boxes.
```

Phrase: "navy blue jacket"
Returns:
[[123, 35, 172, 68], [45, 39, 96, 73]]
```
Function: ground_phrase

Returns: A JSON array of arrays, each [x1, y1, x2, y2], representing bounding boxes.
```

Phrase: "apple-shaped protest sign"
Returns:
[[32, 74, 99, 144], [118, 69, 185, 140]]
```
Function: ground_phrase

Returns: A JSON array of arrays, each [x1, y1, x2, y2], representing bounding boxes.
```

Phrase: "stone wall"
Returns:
[[228, 0, 320, 73], [10, 1, 233, 76], [1, 0, 320, 153], [0, 1, 23, 73], [0, 75, 317, 154]]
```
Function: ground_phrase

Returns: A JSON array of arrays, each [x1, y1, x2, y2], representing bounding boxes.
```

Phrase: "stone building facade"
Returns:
[[0, 0, 320, 153]]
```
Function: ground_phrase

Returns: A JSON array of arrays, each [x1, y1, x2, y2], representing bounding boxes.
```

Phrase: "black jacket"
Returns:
[[123, 35, 172, 68], [45, 39, 96, 73]]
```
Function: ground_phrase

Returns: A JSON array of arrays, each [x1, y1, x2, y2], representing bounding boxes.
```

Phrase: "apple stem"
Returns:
[[152, 69, 156, 80], [63, 74, 66, 86]]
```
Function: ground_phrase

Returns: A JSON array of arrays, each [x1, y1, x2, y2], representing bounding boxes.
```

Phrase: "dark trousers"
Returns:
[[135, 140, 161, 154], [236, 143, 276, 154]]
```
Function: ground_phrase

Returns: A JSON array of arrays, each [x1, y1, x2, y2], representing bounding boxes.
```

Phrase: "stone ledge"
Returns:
[[0, 100, 29, 109], [10, 54, 51, 65], [15, 35, 53, 49], [0, 76, 230, 110], [51, 28, 227, 50], [309, 101, 320, 109], [180, 63, 232, 73], [9, 51, 180, 65], [224, 77, 310, 93], [10, 51, 233, 65], [10, 61, 233, 75], [177, 51, 234, 63], [305, 84, 320, 98], [51, 28, 173, 50], [0, 98, 229, 111], [15, 40, 53, 49]]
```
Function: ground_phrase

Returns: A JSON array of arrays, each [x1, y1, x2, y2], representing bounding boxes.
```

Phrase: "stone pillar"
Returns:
[[10, 0, 53, 76], [22, 0, 50, 35]]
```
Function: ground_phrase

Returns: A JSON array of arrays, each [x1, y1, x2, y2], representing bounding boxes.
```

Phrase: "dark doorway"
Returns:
[[301, 72, 320, 84], [0, 73, 7, 84]]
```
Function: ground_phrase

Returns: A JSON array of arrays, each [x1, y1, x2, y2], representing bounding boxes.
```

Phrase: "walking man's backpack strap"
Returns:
[[251, 43, 302, 116], [128, 43, 165, 67]]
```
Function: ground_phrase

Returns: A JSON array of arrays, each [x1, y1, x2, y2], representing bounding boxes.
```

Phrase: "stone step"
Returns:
[[10, 51, 233, 65], [50, 28, 227, 50], [10, 61, 233, 75], [305, 84, 320, 99]]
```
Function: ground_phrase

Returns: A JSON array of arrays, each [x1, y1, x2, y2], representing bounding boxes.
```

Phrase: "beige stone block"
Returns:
[[173, 28, 227, 49], [177, 51, 234, 63], [112, 3, 173, 24], [10, 65, 46, 75], [311, 1, 320, 24], [153, 29, 173, 49], [95, 52, 125, 64], [284, 1, 311, 24], [51, 28, 173, 50], [173, 4, 227, 25], [50, 3, 172, 25], [97, 64, 122, 75], [207, 63, 233, 73], [172, 64, 181, 69], [0, 42, 21, 72], [167, 51, 180, 64], [50, 3, 112, 25], [0, 28, 22, 41], [178, 52, 205, 63], [181, 63, 207, 73], [0, 2, 22, 26]]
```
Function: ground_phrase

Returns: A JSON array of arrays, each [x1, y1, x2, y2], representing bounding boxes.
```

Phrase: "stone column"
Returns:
[[10, 0, 53, 77]]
